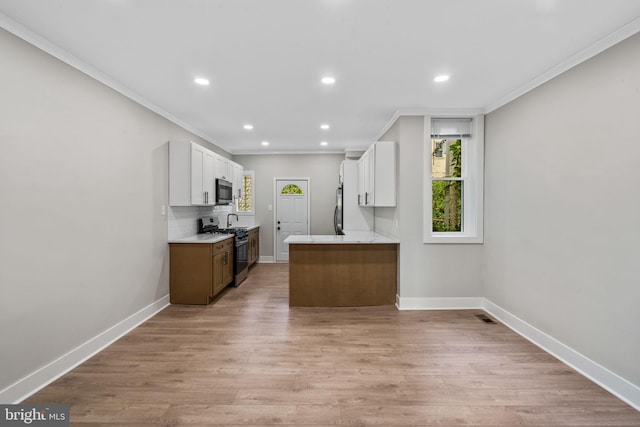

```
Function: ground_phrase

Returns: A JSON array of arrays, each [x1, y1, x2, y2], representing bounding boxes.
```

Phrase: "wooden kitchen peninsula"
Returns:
[[285, 232, 399, 307]]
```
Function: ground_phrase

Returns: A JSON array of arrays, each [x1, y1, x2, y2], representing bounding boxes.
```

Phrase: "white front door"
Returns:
[[275, 179, 309, 262]]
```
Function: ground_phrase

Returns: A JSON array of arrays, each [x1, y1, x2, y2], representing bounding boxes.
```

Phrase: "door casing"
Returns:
[[273, 177, 311, 262]]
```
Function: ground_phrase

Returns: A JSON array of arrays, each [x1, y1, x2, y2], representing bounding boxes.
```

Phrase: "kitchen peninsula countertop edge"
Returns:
[[284, 231, 399, 244]]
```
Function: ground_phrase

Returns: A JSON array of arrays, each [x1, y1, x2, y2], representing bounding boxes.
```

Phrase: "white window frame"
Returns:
[[423, 114, 484, 244], [236, 170, 255, 216]]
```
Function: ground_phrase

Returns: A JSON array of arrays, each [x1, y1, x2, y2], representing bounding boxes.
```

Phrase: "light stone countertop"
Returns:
[[168, 225, 259, 244], [168, 234, 233, 244], [284, 230, 399, 244]]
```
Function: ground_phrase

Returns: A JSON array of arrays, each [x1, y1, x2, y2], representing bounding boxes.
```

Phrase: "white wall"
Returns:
[[0, 28, 228, 397], [377, 116, 483, 301], [233, 154, 344, 259], [484, 31, 640, 387]]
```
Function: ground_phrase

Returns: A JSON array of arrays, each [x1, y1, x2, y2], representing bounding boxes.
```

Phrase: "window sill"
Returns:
[[423, 233, 483, 244]]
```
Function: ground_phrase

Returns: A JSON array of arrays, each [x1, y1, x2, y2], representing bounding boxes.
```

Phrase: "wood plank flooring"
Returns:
[[25, 263, 640, 426]]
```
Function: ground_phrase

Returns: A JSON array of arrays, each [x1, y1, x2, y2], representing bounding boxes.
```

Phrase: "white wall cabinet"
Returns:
[[170, 141, 242, 207], [170, 141, 214, 206], [231, 162, 244, 201], [214, 155, 231, 181], [357, 140, 396, 207], [357, 148, 369, 206], [190, 144, 215, 205]]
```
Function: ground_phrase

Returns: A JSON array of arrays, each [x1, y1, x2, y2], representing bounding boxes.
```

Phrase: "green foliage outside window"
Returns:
[[432, 139, 463, 232]]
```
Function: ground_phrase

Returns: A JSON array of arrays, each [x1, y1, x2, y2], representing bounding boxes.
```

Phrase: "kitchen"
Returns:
[[2, 1, 640, 424], [167, 138, 400, 307]]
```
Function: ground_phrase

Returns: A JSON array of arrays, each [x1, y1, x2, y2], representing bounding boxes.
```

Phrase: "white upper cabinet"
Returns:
[[214, 155, 231, 181], [357, 149, 369, 206], [358, 141, 397, 207], [170, 141, 228, 206], [231, 161, 244, 201], [190, 144, 215, 205]]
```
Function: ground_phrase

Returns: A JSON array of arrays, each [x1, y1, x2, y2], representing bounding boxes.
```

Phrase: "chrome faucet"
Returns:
[[226, 213, 239, 228]]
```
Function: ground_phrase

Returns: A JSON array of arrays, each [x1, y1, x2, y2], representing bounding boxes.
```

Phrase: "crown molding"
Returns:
[[485, 16, 640, 113], [0, 13, 232, 154]]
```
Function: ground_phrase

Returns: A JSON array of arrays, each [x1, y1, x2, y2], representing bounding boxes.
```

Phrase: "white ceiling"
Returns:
[[1, 1, 640, 154]]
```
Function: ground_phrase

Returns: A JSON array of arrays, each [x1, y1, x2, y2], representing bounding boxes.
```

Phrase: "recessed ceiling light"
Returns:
[[321, 76, 336, 85], [320, 124, 330, 130], [261, 141, 269, 146], [243, 124, 254, 130], [320, 141, 328, 146], [194, 77, 210, 86], [434, 75, 450, 83]]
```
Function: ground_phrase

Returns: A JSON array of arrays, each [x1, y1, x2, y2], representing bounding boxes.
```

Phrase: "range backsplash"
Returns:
[[168, 205, 233, 239]]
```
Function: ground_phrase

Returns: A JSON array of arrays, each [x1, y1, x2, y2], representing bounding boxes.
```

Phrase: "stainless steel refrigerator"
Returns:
[[334, 160, 373, 234], [334, 185, 344, 235]]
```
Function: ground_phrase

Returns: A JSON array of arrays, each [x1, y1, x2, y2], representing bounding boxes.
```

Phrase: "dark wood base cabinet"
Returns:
[[288, 243, 398, 307], [248, 227, 259, 267], [169, 238, 234, 305]]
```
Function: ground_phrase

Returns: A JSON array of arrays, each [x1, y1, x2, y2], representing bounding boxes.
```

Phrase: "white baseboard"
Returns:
[[4, 292, 637, 411], [482, 298, 640, 411], [396, 296, 483, 310], [258, 255, 274, 263], [0, 295, 170, 404]]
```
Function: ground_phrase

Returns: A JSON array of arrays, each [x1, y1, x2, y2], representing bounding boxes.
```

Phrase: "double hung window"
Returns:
[[236, 171, 255, 214], [424, 116, 484, 243]]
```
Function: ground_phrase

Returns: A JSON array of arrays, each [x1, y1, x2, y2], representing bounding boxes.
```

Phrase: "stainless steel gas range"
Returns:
[[198, 217, 249, 286]]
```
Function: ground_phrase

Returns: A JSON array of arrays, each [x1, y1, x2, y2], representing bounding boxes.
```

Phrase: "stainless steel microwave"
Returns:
[[216, 178, 233, 204]]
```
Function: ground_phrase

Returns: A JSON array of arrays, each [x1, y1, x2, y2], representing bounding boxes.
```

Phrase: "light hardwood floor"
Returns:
[[25, 263, 640, 426]]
